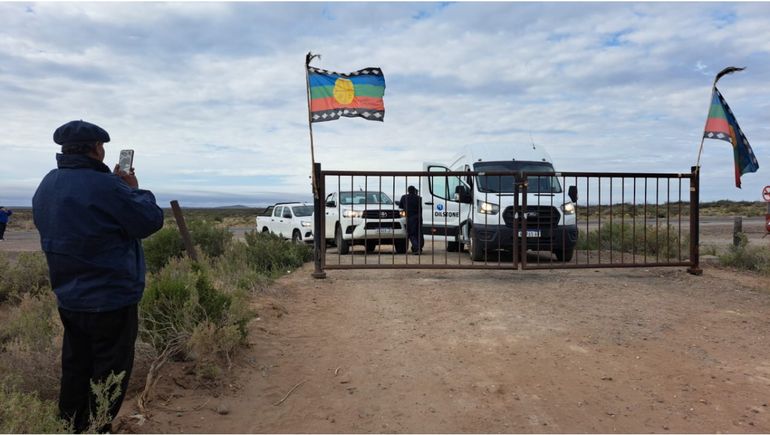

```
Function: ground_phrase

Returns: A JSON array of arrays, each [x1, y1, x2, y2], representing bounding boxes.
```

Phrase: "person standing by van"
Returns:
[[399, 185, 424, 254], [33, 120, 164, 432], [0, 207, 12, 240]]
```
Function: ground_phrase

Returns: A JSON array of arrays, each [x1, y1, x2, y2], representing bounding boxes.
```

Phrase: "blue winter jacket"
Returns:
[[33, 154, 164, 312], [0, 209, 11, 224]]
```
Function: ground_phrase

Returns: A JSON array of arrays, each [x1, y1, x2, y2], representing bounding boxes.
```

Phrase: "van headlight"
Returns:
[[343, 210, 362, 218], [476, 200, 499, 215], [562, 202, 576, 215], [301, 221, 312, 227], [399, 210, 406, 218]]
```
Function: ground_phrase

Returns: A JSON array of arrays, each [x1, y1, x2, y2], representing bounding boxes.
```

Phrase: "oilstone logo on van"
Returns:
[[436, 204, 444, 211]]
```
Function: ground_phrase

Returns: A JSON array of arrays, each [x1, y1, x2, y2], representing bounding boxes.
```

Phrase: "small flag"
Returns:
[[307, 66, 385, 123], [703, 87, 759, 188]]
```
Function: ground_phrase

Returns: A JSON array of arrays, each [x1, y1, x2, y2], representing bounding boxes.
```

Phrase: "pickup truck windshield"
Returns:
[[474, 161, 562, 194], [292, 206, 313, 217], [339, 192, 393, 205]]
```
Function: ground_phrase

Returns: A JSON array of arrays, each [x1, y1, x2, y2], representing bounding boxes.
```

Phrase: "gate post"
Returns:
[[687, 166, 702, 275], [312, 162, 327, 279]]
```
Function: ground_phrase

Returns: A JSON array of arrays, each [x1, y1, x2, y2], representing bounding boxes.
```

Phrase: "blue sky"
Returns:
[[1, 2, 768, 207]]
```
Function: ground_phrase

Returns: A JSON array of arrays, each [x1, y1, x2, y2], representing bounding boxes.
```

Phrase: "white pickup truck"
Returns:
[[324, 190, 408, 254], [256, 202, 314, 243]]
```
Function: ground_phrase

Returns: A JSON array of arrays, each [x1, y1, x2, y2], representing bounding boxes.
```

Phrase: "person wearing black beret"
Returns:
[[33, 120, 164, 433]]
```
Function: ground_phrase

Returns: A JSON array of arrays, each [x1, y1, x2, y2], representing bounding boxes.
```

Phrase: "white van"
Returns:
[[421, 143, 578, 261]]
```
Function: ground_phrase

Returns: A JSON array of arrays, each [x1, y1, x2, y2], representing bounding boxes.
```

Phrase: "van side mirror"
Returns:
[[454, 185, 473, 203], [326, 200, 336, 208], [568, 185, 578, 203]]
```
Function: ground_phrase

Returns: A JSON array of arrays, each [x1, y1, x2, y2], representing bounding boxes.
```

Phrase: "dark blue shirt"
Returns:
[[33, 154, 164, 312]]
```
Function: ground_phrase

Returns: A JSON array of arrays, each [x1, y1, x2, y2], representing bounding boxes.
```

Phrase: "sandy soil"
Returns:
[[3, 220, 769, 433], [122, 264, 769, 433]]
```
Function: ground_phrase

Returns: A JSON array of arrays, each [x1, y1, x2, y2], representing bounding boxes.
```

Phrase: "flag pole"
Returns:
[[695, 77, 719, 168], [306, 52, 321, 198], [695, 66, 745, 168]]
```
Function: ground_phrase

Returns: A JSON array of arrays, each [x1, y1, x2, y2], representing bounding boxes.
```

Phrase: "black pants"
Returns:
[[407, 217, 424, 253], [0, 221, 6, 239], [58, 304, 138, 433]]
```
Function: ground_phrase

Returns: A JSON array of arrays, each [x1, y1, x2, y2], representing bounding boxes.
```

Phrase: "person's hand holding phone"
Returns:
[[115, 149, 138, 188], [113, 164, 138, 188]]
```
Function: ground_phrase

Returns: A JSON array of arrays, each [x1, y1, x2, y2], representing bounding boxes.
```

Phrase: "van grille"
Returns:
[[502, 206, 560, 227]]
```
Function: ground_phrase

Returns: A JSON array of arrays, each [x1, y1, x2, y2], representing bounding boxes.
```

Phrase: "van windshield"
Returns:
[[474, 161, 562, 194], [339, 192, 393, 205], [292, 206, 314, 217]]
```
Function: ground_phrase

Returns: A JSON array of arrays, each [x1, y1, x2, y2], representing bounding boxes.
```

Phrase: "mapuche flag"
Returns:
[[307, 66, 385, 123], [703, 87, 759, 188]]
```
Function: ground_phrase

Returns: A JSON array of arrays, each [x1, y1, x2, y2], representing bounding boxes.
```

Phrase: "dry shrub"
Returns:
[[0, 251, 50, 303], [719, 234, 770, 275], [138, 256, 253, 400], [0, 293, 61, 399], [0, 376, 70, 433]]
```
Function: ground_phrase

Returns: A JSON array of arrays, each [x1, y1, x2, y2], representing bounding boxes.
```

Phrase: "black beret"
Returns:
[[53, 120, 110, 145]]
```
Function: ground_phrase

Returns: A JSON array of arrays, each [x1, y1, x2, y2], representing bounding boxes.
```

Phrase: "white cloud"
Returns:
[[1, 2, 768, 206]]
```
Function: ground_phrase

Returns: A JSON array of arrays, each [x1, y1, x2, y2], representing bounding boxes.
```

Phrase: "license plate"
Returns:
[[518, 230, 541, 238], [377, 228, 393, 234]]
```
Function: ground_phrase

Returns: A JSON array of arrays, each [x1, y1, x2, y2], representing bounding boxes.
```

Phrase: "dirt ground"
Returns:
[[117, 263, 769, 434], [2, 218, 769, 433]]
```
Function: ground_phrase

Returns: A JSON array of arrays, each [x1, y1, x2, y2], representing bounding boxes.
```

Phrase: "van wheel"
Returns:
[[262, 227, 269, 233], [446, 241, 459, 252], [335, 225, 350, 255], [394, 239, 408, 254], [292, 230, 302, 244], [553, 247, 574, 262], [469, 228, 485, 262]]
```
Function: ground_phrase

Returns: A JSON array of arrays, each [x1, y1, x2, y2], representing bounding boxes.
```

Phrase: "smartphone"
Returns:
[[118, 149, 134, 173]]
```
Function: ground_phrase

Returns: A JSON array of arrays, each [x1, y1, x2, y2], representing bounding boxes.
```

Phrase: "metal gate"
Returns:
[[311, 164, 701, 277]]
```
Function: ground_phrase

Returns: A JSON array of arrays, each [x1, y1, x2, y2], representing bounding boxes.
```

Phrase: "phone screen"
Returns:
[[119, 149, 134, 173]]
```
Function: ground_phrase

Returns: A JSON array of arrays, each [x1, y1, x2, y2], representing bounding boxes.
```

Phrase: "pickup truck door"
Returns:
[[272, 206, 285, 237], [324, 193, 338, 240], [279, 207, 294, 238], [421, 163, 470, 244]]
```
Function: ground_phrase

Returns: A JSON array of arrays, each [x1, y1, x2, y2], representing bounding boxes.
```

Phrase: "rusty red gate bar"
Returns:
[[311, 165, 700, 275]]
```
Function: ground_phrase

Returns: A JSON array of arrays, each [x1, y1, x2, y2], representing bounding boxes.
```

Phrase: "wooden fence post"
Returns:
[[170, 200, 198, 262]]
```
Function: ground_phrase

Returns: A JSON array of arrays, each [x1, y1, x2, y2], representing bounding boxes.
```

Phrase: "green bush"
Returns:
[[0, 251, 50, 303], [142, 220, 233, 273], [142, 227, 184, 273], [211, 242, 271, 293], [576, 222, 688, 259], [140, 256, 254, 381], [188, 220, 232, 258], [140, 257, 231, 352], [242, 230, 312, 276], [719, 234, 770, 275]]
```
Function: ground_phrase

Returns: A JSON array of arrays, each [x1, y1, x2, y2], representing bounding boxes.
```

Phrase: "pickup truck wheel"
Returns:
[[335, 225, 350, 255], [446, 241, 460, 252], [469, 228, 485, 262], [292, 230, 302, 244], [261, 227, 269, 233], [365, 240, 377, 253], [553, 247, 574, 262], [393, 239, 407, 254]]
